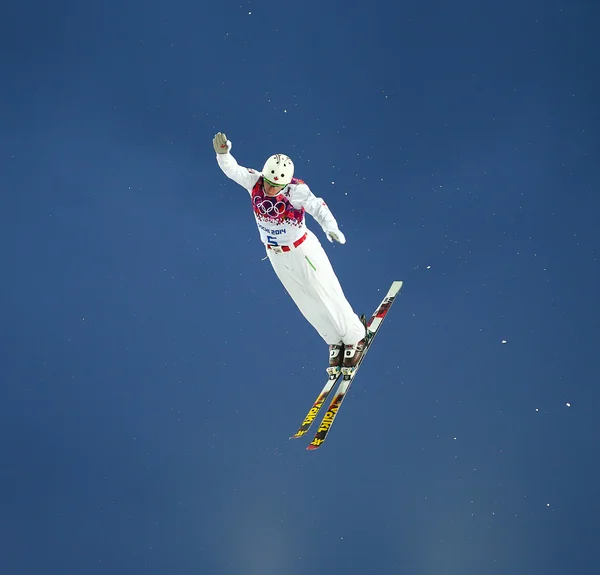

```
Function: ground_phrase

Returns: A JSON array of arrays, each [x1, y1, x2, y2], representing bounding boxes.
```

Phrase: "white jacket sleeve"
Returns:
[[216, 144, 260, 193], [291, 183, 339, 234]]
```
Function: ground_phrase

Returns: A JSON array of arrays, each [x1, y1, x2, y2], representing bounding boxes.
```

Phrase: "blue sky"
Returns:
[[1, 0, 599, 573]]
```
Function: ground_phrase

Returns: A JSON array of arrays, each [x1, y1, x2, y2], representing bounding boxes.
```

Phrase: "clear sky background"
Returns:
[[2, 0, 599, 574]]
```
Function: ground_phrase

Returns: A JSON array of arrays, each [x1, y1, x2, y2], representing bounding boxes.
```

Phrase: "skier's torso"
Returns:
[[251, 176, 307, 246], [215, 150, 337, 247]]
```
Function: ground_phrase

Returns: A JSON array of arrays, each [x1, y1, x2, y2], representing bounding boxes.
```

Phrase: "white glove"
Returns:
[[326, 228, 346, 244], [213, 132, 230, 154]]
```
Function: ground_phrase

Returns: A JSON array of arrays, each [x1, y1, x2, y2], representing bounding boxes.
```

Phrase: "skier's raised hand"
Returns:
[[213, 132, 230, 154]]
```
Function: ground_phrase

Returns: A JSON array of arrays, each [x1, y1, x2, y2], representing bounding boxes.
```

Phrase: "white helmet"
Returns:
[[262, 154, 294, 186]]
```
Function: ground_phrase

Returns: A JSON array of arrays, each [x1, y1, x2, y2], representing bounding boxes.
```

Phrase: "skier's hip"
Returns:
[[265, 231, 308, 254]]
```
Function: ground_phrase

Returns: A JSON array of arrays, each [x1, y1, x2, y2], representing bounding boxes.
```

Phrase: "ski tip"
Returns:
[[306, 444, 320, 451]]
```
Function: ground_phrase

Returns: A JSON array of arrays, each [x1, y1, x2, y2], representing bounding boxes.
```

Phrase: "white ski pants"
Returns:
[[266, 229, 365, 346]]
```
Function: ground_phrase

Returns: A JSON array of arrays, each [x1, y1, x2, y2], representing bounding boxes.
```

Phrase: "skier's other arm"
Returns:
[[213, 132, 259, 193], [293, 184, 346, 244]]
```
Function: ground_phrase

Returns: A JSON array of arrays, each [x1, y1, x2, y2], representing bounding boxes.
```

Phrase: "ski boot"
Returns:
[[342, 315, 369, 376], [327, 343, 344, 378]]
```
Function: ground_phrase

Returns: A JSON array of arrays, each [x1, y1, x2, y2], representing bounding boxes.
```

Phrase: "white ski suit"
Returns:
[[216, 146, 365, 346]]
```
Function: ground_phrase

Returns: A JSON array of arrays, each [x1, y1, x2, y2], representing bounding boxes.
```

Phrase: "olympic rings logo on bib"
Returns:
[[253, 196, 286, 218], [250, 177, 304, 228]]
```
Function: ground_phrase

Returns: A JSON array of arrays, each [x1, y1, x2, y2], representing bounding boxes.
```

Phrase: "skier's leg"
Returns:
[[297, 231, 365, 346], [267, 245, 341, 345]]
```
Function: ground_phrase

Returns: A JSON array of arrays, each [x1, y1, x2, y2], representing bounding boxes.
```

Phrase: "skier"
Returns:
[[213, 132, 367, 371]]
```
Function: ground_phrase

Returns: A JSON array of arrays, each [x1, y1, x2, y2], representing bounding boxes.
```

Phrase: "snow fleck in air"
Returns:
[[248, 12, 252, 15], [331, 181, 335, 184], [501, 339, 507, 344], [284, 109, 287, 113], [426, 265, 431, 269], [535, 408, 539, 412], [566, 402, 571, 407]]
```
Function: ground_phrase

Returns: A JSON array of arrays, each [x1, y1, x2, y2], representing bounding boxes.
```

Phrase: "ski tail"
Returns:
[[290, 372, 341, 439]]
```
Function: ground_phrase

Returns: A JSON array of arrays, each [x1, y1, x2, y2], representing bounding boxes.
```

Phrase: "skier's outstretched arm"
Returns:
[[293, 184, 347, 244], [213, 132, 259, 193]]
